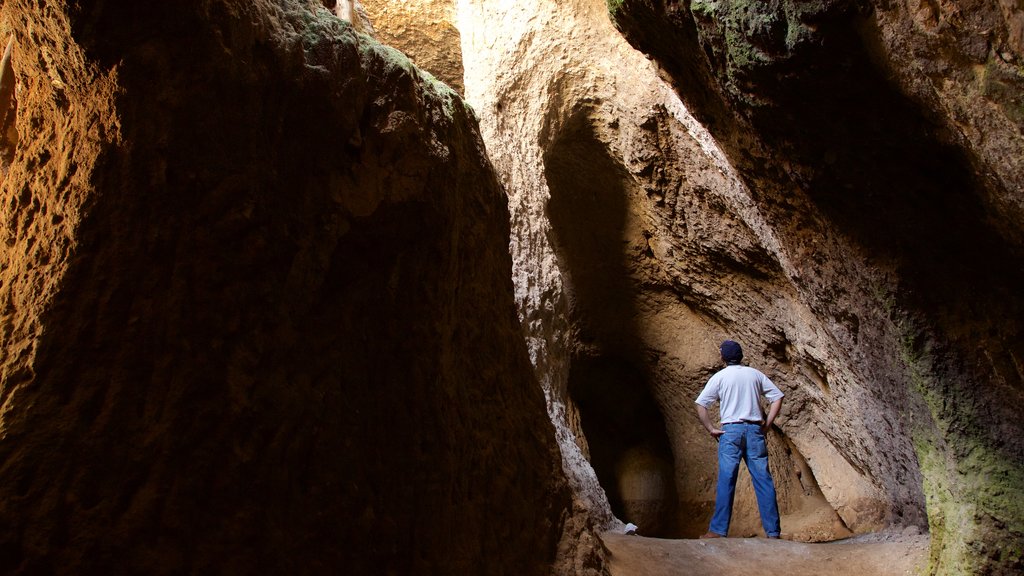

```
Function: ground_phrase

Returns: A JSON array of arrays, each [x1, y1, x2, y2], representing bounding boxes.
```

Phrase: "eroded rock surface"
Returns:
[[609, 1, 1024, 573], [461, 0, 1022, 573], [0, 1, 566, 573], [0, 0, 1021, 574], [459, 0, 874, 548], [361, 0, 465, 94]]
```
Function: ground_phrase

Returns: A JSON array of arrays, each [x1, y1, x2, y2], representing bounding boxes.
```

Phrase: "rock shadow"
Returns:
[[544, 110, 679, 537]]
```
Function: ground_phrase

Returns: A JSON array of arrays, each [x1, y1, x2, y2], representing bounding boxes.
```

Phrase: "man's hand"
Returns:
[[696, 404, 724, 440], [762, 398, 783, 435]]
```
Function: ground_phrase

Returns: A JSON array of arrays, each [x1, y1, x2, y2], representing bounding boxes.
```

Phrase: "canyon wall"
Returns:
[[0, 0, 1021, 575], [0, 0, 568, 573], [467, 0, 1019, 573], [361, 0, 465, 95], [608, 1, 1024, 573], [457, 0, 913, 545]]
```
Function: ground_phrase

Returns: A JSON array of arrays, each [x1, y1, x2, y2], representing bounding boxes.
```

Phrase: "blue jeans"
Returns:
[[708, 422, 781, 537]]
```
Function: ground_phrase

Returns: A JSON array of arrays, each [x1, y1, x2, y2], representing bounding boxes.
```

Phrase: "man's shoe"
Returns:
[[699, 532, 724, 539], [767, 535, 780, 539]]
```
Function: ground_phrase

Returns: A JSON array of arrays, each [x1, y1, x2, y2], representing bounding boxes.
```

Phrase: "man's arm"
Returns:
[[696, 404, 725, 438], [762, 398, 782, 433]]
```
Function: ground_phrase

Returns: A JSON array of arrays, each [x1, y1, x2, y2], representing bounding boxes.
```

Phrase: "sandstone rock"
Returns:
[[616, 444, 675, 536], [458, 0, 870, 555], [0, 0, 567, 573], [1, 0, 1021, 574], [609, 0, 1024, 573], [361, 0, 465, 95]]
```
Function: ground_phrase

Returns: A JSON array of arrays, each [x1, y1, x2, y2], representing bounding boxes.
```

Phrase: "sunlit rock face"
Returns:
[[458, 0, 1022, 571], [458, 0, 883, 550], [609, 1, 1024, 573], [0, 0, 567, 573], [361, 0, 465, 94]]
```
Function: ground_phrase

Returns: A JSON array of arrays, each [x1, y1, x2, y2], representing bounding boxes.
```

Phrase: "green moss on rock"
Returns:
[[899, 311, 1024, 575], [982, 57, 1024, 129]]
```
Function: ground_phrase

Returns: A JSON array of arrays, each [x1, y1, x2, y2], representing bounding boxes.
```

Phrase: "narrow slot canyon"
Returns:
[[0, 0, 1020, 575]]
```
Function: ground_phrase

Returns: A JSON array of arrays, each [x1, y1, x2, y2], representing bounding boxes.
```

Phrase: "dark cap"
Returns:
[[720, 340, 743, 364]]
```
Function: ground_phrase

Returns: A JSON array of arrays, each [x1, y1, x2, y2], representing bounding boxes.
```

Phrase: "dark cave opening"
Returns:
[[568, 354, 678, 537], [543, 111, 679, 537]]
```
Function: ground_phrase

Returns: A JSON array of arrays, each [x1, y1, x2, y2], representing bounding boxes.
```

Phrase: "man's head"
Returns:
[[720, 340, 743, 365]]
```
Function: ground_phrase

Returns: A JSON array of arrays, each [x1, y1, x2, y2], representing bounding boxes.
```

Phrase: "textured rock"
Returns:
[[609, 0, 1024, 573], [615, 444, 675, 536], [0, 0, 567, 573], [361, 0, 465, 95], [458, 0, 868, 554], [1, 0, 1021, 574]]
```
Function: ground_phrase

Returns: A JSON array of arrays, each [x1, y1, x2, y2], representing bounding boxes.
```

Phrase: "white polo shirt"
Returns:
[[694, 365, 784, 424]]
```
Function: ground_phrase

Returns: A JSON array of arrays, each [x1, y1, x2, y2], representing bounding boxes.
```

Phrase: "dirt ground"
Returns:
[[602, 531, 930, 576]]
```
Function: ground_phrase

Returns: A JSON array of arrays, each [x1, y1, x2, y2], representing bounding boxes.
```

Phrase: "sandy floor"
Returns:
[[602, 532, 930, 576]]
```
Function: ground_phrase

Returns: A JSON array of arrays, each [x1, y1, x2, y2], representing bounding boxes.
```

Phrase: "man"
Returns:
[[694, 339, 784, 539]]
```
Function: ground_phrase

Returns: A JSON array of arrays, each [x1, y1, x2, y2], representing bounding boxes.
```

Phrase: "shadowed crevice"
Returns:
[[544, 110, 680, 537]]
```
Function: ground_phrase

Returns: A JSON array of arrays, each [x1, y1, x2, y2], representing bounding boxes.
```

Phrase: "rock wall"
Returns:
[[0, 1, 568, 574], [330, 0, 1023, 573], [608, 0, 1024, 573], [458, 0, 878, 547], [457, 0, 1021, 573], [361, 0, 465, 95], [1, 0, 1021, 574]]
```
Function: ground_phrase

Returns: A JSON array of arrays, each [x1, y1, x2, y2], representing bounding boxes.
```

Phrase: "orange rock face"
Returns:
[[361, 0, 465, 95]]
